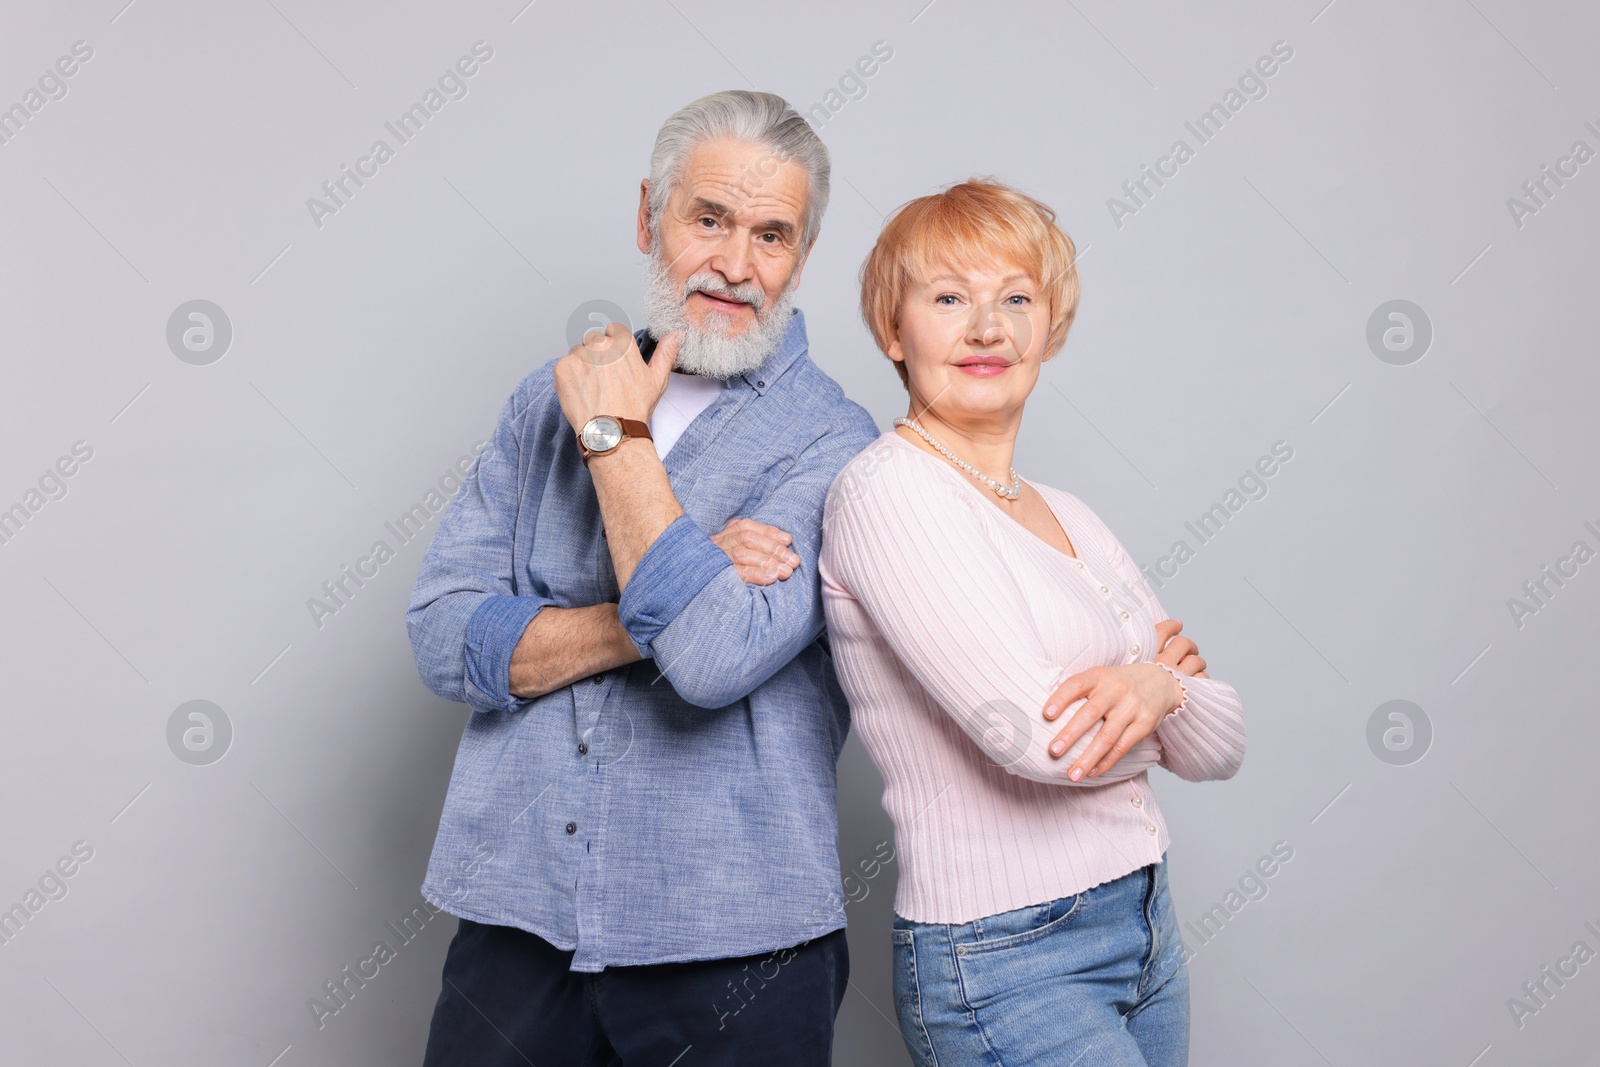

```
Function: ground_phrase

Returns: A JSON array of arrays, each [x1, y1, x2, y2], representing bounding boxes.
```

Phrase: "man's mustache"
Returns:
[[680, 274, 767, 312]]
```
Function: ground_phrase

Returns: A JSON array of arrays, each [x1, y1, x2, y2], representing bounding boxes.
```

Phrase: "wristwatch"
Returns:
[[577, 415, 652, 462]]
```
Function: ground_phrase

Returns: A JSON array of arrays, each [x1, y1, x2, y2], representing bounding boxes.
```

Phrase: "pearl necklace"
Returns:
[[894, 417, 1021, 500]]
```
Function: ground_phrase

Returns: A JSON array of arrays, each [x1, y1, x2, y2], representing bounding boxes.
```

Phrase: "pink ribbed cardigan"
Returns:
[[820, 431, 1246, 924]]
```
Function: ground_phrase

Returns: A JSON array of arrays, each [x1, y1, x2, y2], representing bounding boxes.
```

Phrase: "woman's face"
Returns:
[[888, 260, 1052, 427]]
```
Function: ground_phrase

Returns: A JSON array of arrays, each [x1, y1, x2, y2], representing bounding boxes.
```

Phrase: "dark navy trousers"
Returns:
[[421, 917, 850, 1066]]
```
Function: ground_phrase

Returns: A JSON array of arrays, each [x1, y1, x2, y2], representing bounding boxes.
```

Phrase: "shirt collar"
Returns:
[[634, 307, 808, 397]]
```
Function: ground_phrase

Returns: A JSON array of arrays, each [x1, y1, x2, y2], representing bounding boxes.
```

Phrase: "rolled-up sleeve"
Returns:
[[461, 594, 550, 712], [406, 372, 552, 715], [621, 414, 878, 709], [615, 513, 736, 650]]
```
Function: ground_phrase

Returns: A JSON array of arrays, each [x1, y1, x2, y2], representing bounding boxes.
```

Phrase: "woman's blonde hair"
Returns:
[[859, 178, 1081, 387]]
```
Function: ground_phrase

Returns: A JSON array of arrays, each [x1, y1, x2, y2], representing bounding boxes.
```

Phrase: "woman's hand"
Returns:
[[711, 518, 801, 585], [1041, 663, 1185, 781], [1154, 618, 1208, 678]]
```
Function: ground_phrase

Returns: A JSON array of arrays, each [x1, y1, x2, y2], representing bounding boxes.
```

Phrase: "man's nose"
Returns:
[[708, 238, 755, 285]]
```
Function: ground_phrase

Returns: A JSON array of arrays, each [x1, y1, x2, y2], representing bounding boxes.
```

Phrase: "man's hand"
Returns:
[[553, 322, 680, 433], [1039, 663, 1184, 781], [1154, 618, 1208, 678], [712, 518, 801, 585]]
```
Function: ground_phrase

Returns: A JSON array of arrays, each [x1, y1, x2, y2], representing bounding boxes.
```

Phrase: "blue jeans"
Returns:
[[891, 859, 1189, 1066]]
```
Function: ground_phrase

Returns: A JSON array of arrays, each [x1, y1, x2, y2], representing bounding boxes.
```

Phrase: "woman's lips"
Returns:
[[955, 357, 1013, 377]]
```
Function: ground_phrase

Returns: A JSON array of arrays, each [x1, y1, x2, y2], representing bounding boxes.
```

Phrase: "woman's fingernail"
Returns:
[[1069, 766, 1083, 781], [1050, 740, 1065, 756], [1043, 705, 1058, 720]]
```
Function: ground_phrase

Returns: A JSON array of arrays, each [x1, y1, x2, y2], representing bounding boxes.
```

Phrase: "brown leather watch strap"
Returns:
[[615, 418, 652, 442]]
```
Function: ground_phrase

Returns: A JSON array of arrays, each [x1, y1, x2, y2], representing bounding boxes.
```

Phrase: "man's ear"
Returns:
[[636, 179, 653, 255]]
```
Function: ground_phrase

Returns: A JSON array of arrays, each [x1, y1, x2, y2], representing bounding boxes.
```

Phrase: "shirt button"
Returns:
[[577, 743, 588, 755], [593, 674, 605, 684], [756, 380, 766, 388], [1145, 824, 1157, 836], [1132, 796, 1143, 807], [599, 527, 607, 539], [565, 822, 577, 835]]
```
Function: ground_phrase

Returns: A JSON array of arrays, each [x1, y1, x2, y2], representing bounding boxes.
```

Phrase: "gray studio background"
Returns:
[[2, 0, 1596, 1063]]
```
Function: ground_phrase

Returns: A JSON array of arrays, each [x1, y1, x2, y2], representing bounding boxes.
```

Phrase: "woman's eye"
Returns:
[[1006, 293, 1033, 305], [934, 293, 959, 305]]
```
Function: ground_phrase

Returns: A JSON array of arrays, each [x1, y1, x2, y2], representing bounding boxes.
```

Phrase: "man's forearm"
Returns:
[[508, 603, 642, 698], [587, 438, 685, 589]]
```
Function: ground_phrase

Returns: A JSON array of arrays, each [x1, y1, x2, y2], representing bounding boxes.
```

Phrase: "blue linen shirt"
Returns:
[[406, 308, 879, 972]]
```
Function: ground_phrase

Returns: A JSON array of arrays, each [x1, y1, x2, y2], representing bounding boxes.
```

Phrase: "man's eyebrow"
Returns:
[[684, 196, 798, 238], [686, 197, 731, 218], [756, 217, 798, 238]]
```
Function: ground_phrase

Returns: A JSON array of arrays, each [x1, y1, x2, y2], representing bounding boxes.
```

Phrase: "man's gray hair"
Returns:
[[646, 90, 830, 250]]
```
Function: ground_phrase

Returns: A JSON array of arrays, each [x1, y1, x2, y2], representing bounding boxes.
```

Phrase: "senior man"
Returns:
[[407, 90, 878, 1065]]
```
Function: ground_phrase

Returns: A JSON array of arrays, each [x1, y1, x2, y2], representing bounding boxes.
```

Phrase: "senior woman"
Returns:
[[819, 180, 1246, 1067]]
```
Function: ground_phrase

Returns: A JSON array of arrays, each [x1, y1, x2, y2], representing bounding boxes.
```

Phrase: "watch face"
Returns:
[[581, 416, 623, 453]]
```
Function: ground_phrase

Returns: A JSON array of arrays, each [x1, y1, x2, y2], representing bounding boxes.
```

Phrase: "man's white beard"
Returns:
[[641, 251, 796, 379]]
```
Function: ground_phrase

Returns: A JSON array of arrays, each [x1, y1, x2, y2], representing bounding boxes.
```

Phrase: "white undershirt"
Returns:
[[648, 371, 726, 459]]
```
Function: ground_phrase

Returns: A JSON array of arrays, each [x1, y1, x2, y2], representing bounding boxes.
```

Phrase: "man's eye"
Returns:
[[699, 216, 719, 228]]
